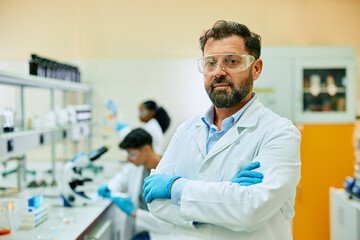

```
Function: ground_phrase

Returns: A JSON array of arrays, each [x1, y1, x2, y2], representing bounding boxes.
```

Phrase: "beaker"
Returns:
[[0, 204, 11, 236]]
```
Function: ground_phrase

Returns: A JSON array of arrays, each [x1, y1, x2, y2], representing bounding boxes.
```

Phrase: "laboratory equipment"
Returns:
[[344, 176, 360, 199], [21, 195, 49, 229], [3, 107, 14, 133], [67, 104, 92, 124], [29, 54, 81, 82], [105, 99, 130, 140], [0, 203, 11, 235], [59, 146, 109, 207], [2, 155, 36, 192], [343, 133, 360, 199]]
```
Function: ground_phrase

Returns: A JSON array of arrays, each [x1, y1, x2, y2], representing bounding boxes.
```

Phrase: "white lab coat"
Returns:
[[144, 118, 164, 155], [148, 98, 301, 240], [108, 163, 173, 240]]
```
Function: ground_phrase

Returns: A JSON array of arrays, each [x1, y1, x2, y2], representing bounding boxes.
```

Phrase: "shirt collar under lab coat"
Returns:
[[201, 92, 257, 129], [196, 95, 262, 131]]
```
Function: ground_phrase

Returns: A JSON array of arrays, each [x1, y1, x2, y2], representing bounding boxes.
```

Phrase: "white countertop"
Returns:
[[0, 161, 125, 240], [330, 187, 360, 208], [1, 195, 113, 240]]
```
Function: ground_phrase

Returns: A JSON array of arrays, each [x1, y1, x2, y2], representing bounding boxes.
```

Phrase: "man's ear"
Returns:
[[252, 58, 263, 81], [142, 144, 151, 152]]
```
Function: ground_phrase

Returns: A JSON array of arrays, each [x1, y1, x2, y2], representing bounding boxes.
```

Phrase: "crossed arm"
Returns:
[[142, 123, 301, 232]]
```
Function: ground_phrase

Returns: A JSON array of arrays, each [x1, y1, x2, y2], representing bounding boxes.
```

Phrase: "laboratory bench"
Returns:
[[0, 161, 125, 240], [1, 196, 116, 240]]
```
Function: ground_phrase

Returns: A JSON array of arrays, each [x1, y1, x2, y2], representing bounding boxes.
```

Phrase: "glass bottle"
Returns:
[[0, 204, 11, 236]]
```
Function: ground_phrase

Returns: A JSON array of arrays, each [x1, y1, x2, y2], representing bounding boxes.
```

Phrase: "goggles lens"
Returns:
[[139, 109, 149, 117], [127, 151, 138, 160], [197, 54, 255, 74]]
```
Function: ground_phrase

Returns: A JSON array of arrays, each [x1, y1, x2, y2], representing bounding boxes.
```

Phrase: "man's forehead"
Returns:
[[204, 36, 247, 56]]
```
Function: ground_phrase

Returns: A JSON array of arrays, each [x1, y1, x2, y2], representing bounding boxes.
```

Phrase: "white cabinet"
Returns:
[[256, 47, 356, 123], [84, 219, 113, 240], [330, 188, 360, 240]]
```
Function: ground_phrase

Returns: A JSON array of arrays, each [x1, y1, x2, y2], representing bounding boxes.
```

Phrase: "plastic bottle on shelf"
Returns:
[[75, 67, 81, 83], [29, 54, 82, 82], [3, 108, 14, 132], [33, 115, 41, 129], [37, 57, 46, 77]]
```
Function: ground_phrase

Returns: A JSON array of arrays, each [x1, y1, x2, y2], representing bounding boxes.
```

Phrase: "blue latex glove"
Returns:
[[143, 174, 181, 203], [231, 162, 264, 186], [98, 184, 111, 198], [115, 122, 129, 131], [111, 196, 135, 216]]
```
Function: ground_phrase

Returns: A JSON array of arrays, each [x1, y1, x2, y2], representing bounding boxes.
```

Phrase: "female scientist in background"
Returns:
[[109, 99, 171, 155], [138, 100, 170, 155]]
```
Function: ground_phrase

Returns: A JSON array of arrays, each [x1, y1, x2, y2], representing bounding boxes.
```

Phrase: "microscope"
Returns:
[[60, 146, 109, 207]]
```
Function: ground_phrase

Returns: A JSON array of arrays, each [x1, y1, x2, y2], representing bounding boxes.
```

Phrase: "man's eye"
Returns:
[[227, 58, 241, 65], [205, 60, 216, 66]]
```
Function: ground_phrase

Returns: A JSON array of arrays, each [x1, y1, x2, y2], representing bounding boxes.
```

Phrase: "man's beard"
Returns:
[[206, 71, 253, 108]]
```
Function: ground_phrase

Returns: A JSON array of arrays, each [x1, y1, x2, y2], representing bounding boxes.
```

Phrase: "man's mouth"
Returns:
[[213, 83, 230, 88]]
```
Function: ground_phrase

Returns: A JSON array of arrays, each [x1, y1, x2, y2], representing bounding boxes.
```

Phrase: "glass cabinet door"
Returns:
[[295, 59, 355, 123]]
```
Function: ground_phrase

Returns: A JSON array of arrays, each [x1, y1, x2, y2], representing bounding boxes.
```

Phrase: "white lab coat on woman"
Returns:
[[144, 118, 164, 155], [108, 163, 172, 240], [148, 98, 301, 240]]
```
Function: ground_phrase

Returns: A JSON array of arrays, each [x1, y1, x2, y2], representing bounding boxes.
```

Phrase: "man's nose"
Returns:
[[213, 62, 226, 78]]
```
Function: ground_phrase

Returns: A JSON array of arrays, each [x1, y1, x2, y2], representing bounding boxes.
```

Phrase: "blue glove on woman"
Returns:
[[231, 162, 264, 186]]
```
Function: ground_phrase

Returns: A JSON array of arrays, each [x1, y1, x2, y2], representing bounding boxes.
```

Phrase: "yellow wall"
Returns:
[[293, 124, 355, 240], [2, 0, 360, 108], [1, 0, 360, 59], [0, 0, 80, 60]]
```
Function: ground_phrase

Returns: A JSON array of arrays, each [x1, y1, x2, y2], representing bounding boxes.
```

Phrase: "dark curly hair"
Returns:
[[199, 20, 261, 59]]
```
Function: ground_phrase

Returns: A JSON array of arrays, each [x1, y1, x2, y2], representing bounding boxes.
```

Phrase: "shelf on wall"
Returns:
[[0, 70, 90, 92], [0, 122, 91, 159]]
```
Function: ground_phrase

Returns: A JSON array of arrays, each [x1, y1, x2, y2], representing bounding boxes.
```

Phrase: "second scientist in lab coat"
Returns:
[[143, 20, 301, 240], [111, 99, 171, 155], [139, 100, 171, 155], [98, 128, 172, 240]]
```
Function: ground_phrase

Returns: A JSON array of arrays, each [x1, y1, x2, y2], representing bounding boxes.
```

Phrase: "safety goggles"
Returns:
[[139, 109, 150, 117], [197, 54, 255, 74], [127, 150, 139, 160]]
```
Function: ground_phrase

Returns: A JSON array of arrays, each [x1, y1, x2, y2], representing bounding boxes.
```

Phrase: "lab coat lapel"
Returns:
[[206, 127, 241, 159], [194, 119, 208, 158], [206, 99, 263, 160]]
